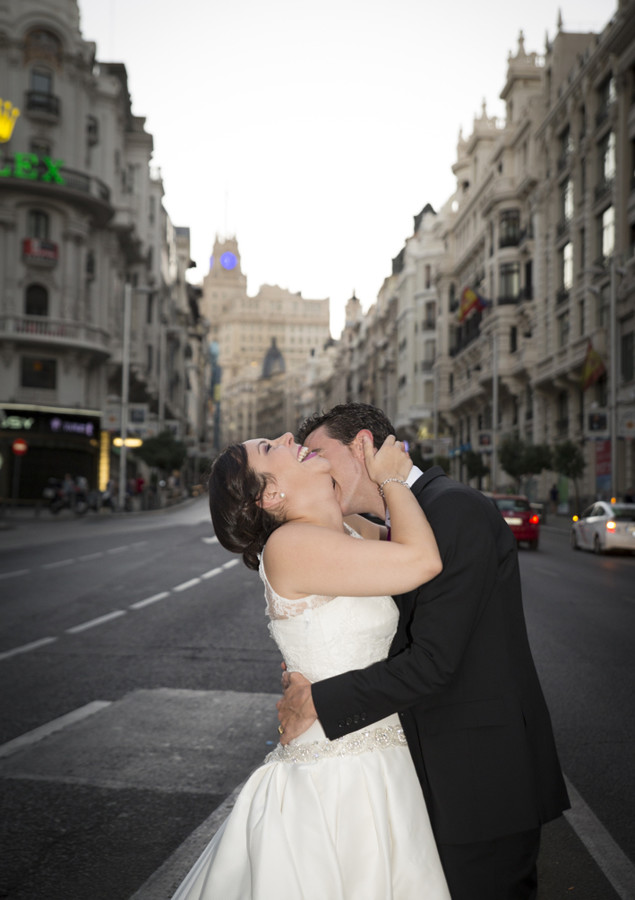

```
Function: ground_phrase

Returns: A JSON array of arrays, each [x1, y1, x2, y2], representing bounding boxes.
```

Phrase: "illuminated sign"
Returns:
[[0, 407, 99, 438], [0, 153, 65, 183], [0, 98, 20, 143]]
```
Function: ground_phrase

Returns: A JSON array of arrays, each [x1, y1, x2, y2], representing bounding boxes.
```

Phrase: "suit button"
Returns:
[[361, 712, 367, 722], [353, 714, 360, 724], [345, 717, 353, 726]]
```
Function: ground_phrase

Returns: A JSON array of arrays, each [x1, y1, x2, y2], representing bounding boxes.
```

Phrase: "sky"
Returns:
[[79, 0, 618, 337]]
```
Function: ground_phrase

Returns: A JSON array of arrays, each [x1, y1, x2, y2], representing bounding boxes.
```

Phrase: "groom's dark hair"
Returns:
[[297, 402, 395, 448]]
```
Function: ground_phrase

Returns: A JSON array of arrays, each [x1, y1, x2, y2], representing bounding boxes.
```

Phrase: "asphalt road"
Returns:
[[0, 501, 634, 899]]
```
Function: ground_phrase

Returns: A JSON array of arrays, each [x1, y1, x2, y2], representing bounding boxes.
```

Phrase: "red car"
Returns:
[[485, 493, 540, 550]]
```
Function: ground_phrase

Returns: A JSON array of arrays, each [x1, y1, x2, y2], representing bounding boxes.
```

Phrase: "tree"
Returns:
[[552, 440, 586, 515], [499, 436, 552, 493], [464, 450, 489, 489], [133, 430, 187, 473]]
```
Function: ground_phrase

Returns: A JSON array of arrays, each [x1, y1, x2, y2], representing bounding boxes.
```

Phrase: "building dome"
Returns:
[[261, 337, 285, 379]]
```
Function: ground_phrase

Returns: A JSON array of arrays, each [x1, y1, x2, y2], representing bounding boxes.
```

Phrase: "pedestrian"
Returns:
[[171, 433, 450, 899], [550, 482, 559, 513], [278, 402, 570, 900]]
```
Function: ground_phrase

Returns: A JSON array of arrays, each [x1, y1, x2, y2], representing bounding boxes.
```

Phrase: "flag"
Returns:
[[580, 340, 606, 391], [458, 287, 489, 323]]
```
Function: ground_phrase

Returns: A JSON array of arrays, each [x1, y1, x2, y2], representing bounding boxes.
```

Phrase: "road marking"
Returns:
[[107, 546, 127, 555], [564, 774, 635, 899], [0, 636, 57, 662], [78, 552, 104, 561], [202, 536, 218, 544], [66, 610, 127, 634], [0, 700, 111, 759], [0, 569, 29, 580], [130, 591, 171, 610], [222, 559, 239, 570], [173, 578, 202, 593], [201, 567, 223, 579], [42, 558, 75, 569]]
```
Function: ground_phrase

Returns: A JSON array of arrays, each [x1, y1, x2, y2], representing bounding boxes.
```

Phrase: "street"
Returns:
[[0, 500, 634, 899]]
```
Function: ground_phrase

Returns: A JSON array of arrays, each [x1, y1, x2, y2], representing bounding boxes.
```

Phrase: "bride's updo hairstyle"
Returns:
[[208, 443, 283, 570]]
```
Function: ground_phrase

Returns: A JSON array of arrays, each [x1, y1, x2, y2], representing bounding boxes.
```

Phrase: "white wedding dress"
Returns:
[[171, 532, 450, 900]]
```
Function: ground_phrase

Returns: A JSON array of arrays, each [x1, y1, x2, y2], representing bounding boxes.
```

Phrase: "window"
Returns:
[[599, 131, 616, 184], [24, 29, 62, 66], [21, 356, 56, 389], [510, 326, 518, 353], [560, 178, 574, 223], [25, 284, 48, 316], [499, 210, 520, 247], [499, 262, 520, 301], [559, 126, 572, 167], [425, 264, 432, 289], [600, 206, 615, 259], [558, 312, 570, 348], [30, 67, 53, 94], [580, 228, 586, 271], [560, 242, 573, 292], [86, 115, 99, 146], [30, 137, 51, 156], [622, 332, 634, 382], [27, 209, 49, 239]]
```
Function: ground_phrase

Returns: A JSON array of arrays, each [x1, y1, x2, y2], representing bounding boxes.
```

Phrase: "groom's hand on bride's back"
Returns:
[[277, 669, 317, 745]]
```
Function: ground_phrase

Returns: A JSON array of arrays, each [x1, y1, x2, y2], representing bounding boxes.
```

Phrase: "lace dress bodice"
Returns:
[[258, 527, 398, 684]]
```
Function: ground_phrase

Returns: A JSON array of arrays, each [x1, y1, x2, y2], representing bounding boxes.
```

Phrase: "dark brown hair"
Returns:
[[297, 402, 394, 447], [208, 443, 282, 570]]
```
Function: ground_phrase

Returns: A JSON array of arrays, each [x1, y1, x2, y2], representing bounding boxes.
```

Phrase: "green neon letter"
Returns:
[[42, 156, 65, 184], [14, 153, 39, 180]]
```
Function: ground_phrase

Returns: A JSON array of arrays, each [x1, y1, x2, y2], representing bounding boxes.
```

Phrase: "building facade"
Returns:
[[0, 0, 205, 503]]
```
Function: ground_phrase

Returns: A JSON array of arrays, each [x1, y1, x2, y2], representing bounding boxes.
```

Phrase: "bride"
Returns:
[[171, 431, 450, 899]]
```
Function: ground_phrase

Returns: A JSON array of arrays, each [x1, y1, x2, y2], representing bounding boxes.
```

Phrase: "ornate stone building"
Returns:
[[0, 0, 205, 502]]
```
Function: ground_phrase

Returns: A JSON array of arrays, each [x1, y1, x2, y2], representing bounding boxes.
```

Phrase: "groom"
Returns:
[[278, 402, 569, 900]]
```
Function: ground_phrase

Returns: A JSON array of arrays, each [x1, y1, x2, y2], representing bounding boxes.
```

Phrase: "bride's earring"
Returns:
[[279, 492, 286, 499]]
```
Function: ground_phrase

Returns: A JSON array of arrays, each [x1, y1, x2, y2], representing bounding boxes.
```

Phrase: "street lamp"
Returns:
[[119, 282, 153, 511]]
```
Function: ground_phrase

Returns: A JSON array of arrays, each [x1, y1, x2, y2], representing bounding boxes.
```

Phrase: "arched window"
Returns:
[[25, 284, 49, 317], [24, 29, 62, 67], [27, 209, 49, 239]]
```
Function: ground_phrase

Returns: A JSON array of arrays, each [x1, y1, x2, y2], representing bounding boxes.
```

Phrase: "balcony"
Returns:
[[22, 238, 58, 267], [556, 219, 570, 239], [519, 285, 534, 301], [0, 155, 113, 226], [556, 288, 570, 305], [497, 294, 520, 306], [0, 314, 111, 357], [499, 233, 520, 249], [594, 179, 613, 205], [24, 90, 60, 122]]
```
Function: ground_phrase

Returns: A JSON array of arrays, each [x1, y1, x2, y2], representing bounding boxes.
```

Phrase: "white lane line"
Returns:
[[222, 559, 239, 570], [66, 610, 126, 634], [0, 569, 29, 580], [173, 578, 202, 593], [130, 591, 170, 610], [107, 546, 127, 555], [130, 541, 148, 549], [78, 552, 104, 562], [0, 701, 111, 759], [564, 774, 635, 899], [0, 636, 57, 662], [42, 558, 75, 569], [201, 567, 223, 579], [202, 536, 219, 544]]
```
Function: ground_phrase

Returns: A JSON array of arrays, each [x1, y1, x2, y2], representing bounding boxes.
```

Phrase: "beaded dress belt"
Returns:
[[265, 723, 407, 765]]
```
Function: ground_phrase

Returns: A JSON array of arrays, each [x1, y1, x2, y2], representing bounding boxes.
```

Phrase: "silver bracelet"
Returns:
[[377, 478, 410, 499]]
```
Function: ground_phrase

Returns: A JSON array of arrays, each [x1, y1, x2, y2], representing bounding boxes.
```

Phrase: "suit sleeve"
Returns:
[[313, 488, 503, 739]]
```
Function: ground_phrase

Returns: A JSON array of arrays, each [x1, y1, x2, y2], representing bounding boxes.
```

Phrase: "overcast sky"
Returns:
[[79, 0, 617, 336]]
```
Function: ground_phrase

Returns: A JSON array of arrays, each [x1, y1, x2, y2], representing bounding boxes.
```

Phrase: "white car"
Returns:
[[571, 501, 635, 555]]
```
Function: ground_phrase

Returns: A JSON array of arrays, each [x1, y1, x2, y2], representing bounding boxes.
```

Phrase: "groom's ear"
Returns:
[[350, 429, 374, 460]]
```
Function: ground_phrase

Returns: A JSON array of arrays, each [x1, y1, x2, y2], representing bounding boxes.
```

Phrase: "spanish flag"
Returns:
[[581, 340, 606, 391], [458, 287, 489, 323]]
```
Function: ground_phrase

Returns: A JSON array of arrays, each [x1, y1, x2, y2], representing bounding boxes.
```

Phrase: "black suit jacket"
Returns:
[[313, 467, 570, 844]]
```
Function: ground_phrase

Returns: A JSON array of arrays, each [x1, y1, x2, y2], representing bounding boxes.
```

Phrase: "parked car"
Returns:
[[570, 501, 635, 555], [484, 493, 540, 550]]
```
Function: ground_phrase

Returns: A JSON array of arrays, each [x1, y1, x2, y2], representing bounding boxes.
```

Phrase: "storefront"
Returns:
[[0, 404, 101, 503]]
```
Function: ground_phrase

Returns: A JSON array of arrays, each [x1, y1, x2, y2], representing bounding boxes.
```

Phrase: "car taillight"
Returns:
[[606, 520, 617, 531], [529, 514, 539, 525]]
